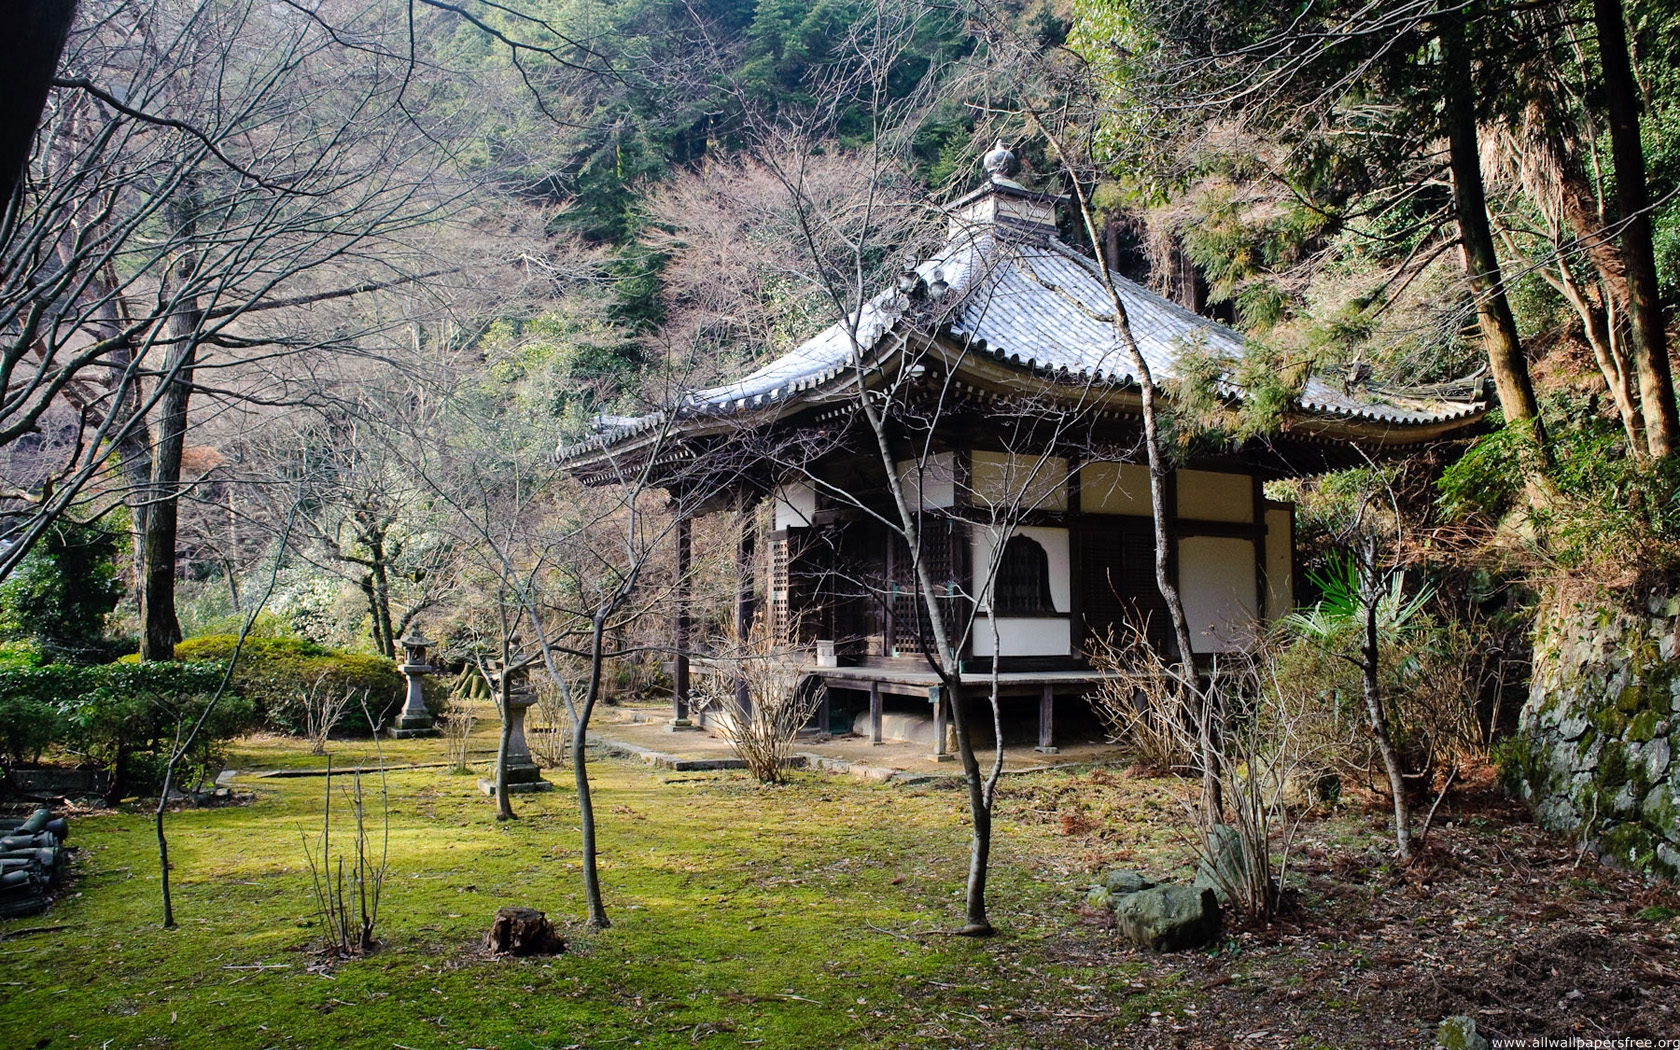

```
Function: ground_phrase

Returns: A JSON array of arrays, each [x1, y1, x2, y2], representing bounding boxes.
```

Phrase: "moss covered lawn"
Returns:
[[0, 729, 1168, 1050]]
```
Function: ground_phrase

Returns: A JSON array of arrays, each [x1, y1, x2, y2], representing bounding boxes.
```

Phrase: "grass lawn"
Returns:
[[0, 725, 1165, 1050], [4, 721, 1678, 1049]]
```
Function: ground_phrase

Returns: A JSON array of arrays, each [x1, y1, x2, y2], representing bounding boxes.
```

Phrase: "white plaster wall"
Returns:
[[970, 617, 1072, 657], [1178, 535, 1258, 653], [971, 451, 1068, 511], [970, 525, 1070, 612], [894, 451, 956, 509], [1079, 461, 1150, 515], [1177, 469, 1254, 523], [773, 481, 817, 530], [1264, 505, 1295, 619]]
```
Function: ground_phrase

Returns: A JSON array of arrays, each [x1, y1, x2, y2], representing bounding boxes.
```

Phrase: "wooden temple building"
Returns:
[[558, 146, 1488, 755]]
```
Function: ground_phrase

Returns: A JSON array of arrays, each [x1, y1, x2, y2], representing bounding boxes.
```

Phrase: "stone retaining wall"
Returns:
[[1510, 592, 1680, 879]]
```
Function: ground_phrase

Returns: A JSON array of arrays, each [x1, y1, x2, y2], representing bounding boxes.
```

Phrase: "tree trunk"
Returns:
[[359, 574, 386, 657], [113, 354, 156, 619], [369, 542, 396, 659], [1521, 104, 1646, 450], [1359, 536, 1413, 861], [855, 365, 995, 935], [493, 666, 514, 821], [1040, 112, 1221, 825], [1442, 9, 1547, 453], [139, 189, 202, 661], [1594, 0, 1680, 457], [0, 1, 75, 207], [574, 613, 610, 930], [1550, 254, 1644, 449]]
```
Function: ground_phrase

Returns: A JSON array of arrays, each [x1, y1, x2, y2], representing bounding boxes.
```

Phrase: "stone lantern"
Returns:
[[478, 666, 551, 795], [388, 630, 439, 738]]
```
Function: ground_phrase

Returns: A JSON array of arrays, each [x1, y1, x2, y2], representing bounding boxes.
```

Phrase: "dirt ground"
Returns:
[[1017, 772, 1680, 1049]]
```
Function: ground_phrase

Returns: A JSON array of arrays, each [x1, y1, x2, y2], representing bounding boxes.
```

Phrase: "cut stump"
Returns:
[[485, 907, 566, 956]]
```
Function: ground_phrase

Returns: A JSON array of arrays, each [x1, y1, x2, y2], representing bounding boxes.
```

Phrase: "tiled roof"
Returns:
[[559, 186, 1486, 460]]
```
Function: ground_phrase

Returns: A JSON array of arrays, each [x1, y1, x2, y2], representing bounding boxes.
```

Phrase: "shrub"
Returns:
[[0, 516, 124, 662], [0, 693, 63, 769], [0, 662, 249, 797], [690, 615, 824, 785], [168, 636, 416, 735], [0, 640, 42, 670]]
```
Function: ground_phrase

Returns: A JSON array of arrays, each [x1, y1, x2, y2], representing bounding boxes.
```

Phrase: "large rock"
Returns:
[[1087, 870, 1155, 910], [1112, 885, 1221, 952]]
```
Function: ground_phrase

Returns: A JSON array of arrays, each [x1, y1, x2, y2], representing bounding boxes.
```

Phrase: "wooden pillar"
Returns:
[[669, 512, 694, 730], [930, 685, 948, 761], [869, 681, 883, 745], [1036, 683, 1058, 754], [813, 687, 829, 736], [735, 496, 756, 715]]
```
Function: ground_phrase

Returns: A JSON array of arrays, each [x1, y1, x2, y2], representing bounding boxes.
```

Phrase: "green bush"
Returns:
[[0, 662, 249, 797], [0, 516, 124, 662], [0, 693, 62, 768], [0, 640, 42, 670], [168, 636, 412, 735]]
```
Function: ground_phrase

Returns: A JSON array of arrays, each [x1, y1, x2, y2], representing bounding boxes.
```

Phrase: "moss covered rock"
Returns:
[[1515, 590, 1680, 881]]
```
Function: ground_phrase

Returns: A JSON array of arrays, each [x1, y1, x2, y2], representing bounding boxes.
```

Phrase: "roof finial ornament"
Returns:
[[982, 140, 1016, 180]]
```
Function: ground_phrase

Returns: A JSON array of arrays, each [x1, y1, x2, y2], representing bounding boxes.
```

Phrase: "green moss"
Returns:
[[1492, 736, 1541, 797], [1591, 704, 1629, 738], [1575, 725, 1599, 757], [2, 728, 1197, 1050], [1600, 821, 1657, 872], [1599, 741, 1631, 791], [1437, 1015, 1487, 1050], [1629, 710, 1664, 743]]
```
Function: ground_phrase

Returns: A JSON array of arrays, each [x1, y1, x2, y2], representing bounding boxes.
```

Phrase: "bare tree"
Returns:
[[410, 335, 700, 929], [0, 0, 502, 650]]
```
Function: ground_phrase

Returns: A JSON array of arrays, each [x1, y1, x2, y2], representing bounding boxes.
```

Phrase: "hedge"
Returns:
[[167, 636, 439, 735], [0, 662, 250, 798]]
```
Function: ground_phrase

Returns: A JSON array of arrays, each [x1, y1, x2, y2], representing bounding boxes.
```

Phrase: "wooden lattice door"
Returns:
[[1079, 521, 1175, 658]]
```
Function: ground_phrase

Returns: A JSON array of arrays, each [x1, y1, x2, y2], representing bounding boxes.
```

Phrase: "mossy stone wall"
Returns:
[[1510, 592, 1680, 879]]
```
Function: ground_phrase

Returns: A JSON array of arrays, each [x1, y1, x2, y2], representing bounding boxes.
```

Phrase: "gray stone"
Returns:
[[1577, 735, 1604, 771], [1557, 713, 1590, 741], [1612, 782, 1641, 817], [1546, 744, 1578, 781], [1100, 870, 1155, 896], [1534, 796, 1579, 834], [1112, 885, 1221, 952], [1436, 1015, 1490, 1050], [1647, 737, 1672, 782], [1193, 824, 1248, 906], [1643, 784, 1680, 844]]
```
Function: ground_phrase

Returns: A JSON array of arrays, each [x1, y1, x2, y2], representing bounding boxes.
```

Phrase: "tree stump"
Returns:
[[485, 907, 565, 956]]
